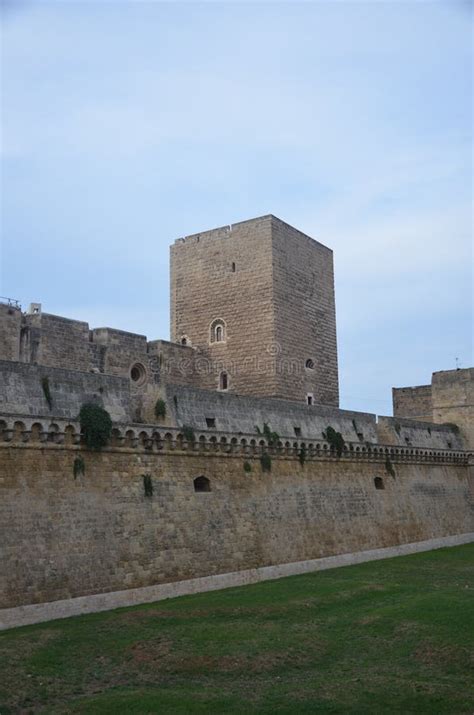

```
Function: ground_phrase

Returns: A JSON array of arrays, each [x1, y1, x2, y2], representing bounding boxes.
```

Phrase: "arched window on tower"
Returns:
[[210, 319, 226, 344]]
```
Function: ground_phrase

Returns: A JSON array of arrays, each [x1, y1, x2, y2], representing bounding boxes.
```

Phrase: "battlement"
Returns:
[[0, 413, 469, 465]]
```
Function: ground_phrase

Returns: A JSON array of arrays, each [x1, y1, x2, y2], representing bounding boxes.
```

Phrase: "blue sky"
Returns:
[[1, 0, 472, 415]]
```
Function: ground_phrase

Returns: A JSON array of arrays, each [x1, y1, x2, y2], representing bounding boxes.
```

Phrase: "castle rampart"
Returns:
[[1, 428, 472, 628]]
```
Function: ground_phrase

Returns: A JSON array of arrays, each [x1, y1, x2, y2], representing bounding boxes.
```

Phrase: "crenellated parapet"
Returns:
[[0, 413, 469, 465]]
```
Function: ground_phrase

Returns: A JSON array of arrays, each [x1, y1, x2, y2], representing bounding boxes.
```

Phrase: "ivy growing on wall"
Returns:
[[260, 453, 272, 472], [299, 445, 307, 466], [182, 424, 196, 443], [143, 474, 153, 497], [243, 461, 252, 473], [255, 423, 280, 445], [154, 399, 166, 420], [322, 426, 345, 457], [385, 456, 396, 478], [73, 455, 85, 479], [79, 403, 112, 450], [41, 376, 53, 411]]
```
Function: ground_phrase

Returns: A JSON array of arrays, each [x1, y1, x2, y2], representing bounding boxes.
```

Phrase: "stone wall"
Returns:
[[0, 303, 21, 362], [392, 368, 474, 449], [432, 368, 474, 449], [0, 361, 132, 422], [392, 384, 433, 421], [271, 216, 339, 405], [377, 416, 464, 450], [166, 384, 376, 443], [0, 425, 472, 611]]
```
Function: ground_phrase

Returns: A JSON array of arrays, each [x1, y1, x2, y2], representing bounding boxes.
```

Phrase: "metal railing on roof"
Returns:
[[0, 297, 21, 309]]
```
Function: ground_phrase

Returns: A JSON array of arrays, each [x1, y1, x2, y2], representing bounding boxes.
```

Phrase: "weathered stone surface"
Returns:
[[0, 442, 472, 611]]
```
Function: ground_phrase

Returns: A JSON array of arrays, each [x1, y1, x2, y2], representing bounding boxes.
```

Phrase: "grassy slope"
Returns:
[[1, 544, 473, 714]]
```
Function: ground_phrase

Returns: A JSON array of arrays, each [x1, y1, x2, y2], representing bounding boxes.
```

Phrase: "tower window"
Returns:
[[210, 319, 226, 344], [206, 417, 216, 429], [307, 393, 314, 406], [219, 371, 228, 390], [231, 262, 236, 272], [181, 336, 187, 346], [374, 477, 384, 490], [305, 359, 315, 370]]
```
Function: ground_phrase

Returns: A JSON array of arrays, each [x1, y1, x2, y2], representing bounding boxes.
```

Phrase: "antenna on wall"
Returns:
[[455, 357, 461, 371]]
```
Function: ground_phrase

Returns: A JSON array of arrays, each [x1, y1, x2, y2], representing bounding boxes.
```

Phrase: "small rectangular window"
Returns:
[[206, 417, 216, 429], [306, 393, 313, 406], [294, 427, 301, 437]]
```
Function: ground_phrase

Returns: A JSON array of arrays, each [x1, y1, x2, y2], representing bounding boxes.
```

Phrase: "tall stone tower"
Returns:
[[170, 214, 339, 406]]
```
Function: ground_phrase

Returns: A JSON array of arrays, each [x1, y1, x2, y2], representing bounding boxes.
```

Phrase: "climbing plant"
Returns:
[[299, 445, 307, 466], [256, 423, 280, 445], [73, 455, 85, 479], [323, 426, 345, 457], [143, 474, 153, 497], [154, 399, 166, 420], [385, 456, 396, 478], [79, 403, 112, 450], [41, 376, 53, 411], [260, 453, 272, 472], [182, 424, 196, 443]]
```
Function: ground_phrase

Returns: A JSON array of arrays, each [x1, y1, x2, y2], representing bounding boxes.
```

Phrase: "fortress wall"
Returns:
[[432, 368, 474, 449], [1, 441, 472, 613], [0, 361, 132, 422], [23, 313, 92, 372], [167, 383, 377, 442], [393, 384, 433, 421], [0, 304, 21, 362], [377, 416, 464, 450]]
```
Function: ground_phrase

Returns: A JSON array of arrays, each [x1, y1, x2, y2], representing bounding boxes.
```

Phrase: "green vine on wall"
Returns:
[[41, 376, 53, 411], [260, 453, 272, 472], [143, 474, 153, 497], [182, 424, 196, 443], [154, 399, 166, 420], [256, 423, 280, 445], [322, 426, 345, 457], [79, 403, 112, 450], [299, 445, 307, 466], [73, 455, 85, 479], [385, 456, 396, 478]]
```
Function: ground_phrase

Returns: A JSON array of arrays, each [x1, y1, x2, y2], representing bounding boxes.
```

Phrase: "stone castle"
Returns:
[[0, 214, 473, 629]]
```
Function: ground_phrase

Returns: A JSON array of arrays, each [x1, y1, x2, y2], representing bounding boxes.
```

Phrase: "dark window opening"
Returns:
[[194, 476, 211, 493], [374, 477, 384, 490], [130, 363, 146, 384], [305, 358, 315, 370], [405, 436, 411, 445], [181, 337, 187, 346], [447, 441, 452, 449], [220, 372, 228, 390], [307, 395, 313, 406], [231, 262, 236, 272], [206, 417, 216, 429], [357, 432, 364, 442], [294, 427, 301, 437]]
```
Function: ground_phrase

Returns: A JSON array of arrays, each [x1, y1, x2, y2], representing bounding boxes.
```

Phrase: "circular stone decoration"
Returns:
[[130, 362, 147, 385]]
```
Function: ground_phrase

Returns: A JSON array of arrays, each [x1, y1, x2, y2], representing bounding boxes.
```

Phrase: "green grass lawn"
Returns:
[[1, 544, 473, 714]]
